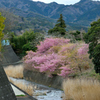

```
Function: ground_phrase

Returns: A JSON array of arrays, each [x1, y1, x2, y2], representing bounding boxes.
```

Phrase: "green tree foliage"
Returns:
[[69, 30, 86, 42], [9, 30, 44, 56], [84, 19, 100, 73], [48, 14, 66, 36], [0, 13, 5, 51], [70, 30, 81, 41], [55, 14, 66, 28]]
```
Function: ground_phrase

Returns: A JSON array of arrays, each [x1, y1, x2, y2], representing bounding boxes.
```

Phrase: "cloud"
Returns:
[[32, 0, 80, 5], [32, 0, 100, 5]]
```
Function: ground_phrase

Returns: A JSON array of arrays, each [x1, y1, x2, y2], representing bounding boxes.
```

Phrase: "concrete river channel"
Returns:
[[10, 77, 63, 100]]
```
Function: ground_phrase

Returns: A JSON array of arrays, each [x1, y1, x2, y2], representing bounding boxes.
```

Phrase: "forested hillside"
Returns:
[[0, 9, 54, 34], [0, 0, 100, 32]]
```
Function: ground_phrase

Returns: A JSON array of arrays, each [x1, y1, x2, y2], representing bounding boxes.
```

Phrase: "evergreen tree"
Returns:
[[55, 14, 66, 28], [48, 14, 66, 36], [84, 18, 100, 73]]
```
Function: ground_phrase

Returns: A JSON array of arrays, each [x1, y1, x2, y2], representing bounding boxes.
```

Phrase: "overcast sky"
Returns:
[[32, 0, 100, 5]]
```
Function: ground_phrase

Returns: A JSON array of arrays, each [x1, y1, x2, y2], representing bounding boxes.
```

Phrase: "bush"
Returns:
[[37, 38, 70, 53], [24, 38, 92, 77], [9, 30, 44, 56]]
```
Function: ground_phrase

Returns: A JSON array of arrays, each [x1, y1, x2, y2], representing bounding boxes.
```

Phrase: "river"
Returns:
[[10, 77, 63, 100]]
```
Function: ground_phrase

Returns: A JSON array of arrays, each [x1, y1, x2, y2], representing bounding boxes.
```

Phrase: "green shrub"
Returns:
[[9, 30, 44, 57]]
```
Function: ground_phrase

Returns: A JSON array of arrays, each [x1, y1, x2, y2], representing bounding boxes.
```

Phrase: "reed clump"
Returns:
[[4, 64, 23, 78], [63, 79, 100, 100]]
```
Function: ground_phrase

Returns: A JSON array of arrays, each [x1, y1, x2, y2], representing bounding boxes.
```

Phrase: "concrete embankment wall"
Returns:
[[23, 69, 63, 89], [0, 63, 17, 100], [2, 45, 20, 66]]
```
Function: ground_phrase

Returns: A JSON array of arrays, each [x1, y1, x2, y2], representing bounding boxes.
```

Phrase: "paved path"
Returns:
[[11, 85, 35, 100], [11, 85, 25, 96], [12, 85, 36, 100]]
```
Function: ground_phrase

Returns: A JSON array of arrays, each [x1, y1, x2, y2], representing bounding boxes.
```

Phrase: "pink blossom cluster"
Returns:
[[58, 66, 73, 78], [78, 44, 89, 56], [24, 51, 37, 60], [60, 44, 76, 53], [24, 38, 90, 78], [25, 53, 67, 74], [37, 38, 70, 53]]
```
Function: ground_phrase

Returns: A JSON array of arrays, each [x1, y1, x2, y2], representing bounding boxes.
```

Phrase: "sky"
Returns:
[[32, 0, 100, 5]]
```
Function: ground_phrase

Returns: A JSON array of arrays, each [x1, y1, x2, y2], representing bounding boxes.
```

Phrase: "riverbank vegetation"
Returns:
[[8, 77, 33, 96], [4, 64, 24, 78], [63, 79, 100, 100]]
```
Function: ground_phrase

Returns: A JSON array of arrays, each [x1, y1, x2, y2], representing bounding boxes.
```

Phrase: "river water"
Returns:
[[10, 77, 63, 100]]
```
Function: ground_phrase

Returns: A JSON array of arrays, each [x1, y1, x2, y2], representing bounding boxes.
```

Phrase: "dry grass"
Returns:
[[8, 77, 34, 96], [4, 64, 23, 78], [63, 79, 100, 100], [14, 82, 34, 96]]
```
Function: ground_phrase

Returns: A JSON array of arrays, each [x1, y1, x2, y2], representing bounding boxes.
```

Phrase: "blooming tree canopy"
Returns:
[[24, 38, 91, 78]]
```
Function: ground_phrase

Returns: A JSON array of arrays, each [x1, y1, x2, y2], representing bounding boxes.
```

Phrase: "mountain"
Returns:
[[0, 8, 54, 34], [0, 0, 100, 32]]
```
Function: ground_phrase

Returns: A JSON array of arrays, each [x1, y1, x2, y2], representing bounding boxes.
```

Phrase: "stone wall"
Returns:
[[23, 69, 63, 89]]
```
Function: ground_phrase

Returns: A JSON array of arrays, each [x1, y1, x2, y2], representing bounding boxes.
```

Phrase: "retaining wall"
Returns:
[[23, 69, 64, 89], [0, 63, 17, 100], [2, 45, 19, 66]]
